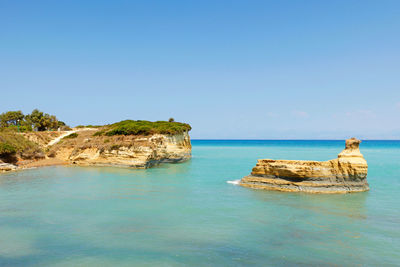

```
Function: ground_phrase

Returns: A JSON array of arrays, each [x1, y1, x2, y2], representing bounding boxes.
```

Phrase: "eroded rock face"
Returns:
[[0, 160, 17, 172], [240, 138, 369, 193], [55, 132, 191, 169]]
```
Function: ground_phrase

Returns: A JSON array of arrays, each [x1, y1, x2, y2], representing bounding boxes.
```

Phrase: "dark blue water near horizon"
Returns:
[[0, 140, 399, 266], [192, 139, 400, 147]]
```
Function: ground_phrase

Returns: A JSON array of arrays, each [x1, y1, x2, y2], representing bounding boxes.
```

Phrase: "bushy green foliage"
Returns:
[[19, 123, 33, 132], [0, 142, 16, 155], [102, 120, 191, 136], [27, 109, 59, 131], [93, 130, 105, 136], [0, 132, 41, 158], [0, 109, 69, 132], [63, 133, 78, 139], [0, 111, 24, 127], [58, 121, 66, 127]]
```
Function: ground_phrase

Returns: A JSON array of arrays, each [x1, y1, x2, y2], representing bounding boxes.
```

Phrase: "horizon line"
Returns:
[[191, 139, 400, 141]]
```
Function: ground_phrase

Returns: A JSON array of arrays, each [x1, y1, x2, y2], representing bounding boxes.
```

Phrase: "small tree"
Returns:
[[168, 118, 175, 122], [26, 109, 44, 130], [0, 111, 24, 127], [26, 109, 59, 131]]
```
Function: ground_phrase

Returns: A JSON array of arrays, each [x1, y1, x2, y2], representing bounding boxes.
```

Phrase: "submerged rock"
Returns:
[[240, 138, 369, 193]]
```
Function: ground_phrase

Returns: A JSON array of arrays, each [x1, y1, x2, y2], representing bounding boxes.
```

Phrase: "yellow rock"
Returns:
[[52, 132, 191, 169], [240, 138, 369, 193]]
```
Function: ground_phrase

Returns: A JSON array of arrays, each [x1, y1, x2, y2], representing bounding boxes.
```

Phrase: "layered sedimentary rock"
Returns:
[[240, 138, 369, 193], [53, 132, 191, 168]]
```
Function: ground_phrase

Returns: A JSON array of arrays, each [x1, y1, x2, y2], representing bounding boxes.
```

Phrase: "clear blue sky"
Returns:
[[1, 0, 399, 139]]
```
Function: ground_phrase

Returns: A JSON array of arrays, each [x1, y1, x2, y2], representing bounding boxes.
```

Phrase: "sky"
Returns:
[[1, 0, 399, 139]]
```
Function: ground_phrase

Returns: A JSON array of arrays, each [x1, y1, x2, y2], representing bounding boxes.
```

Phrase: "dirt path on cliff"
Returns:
[[46, 128, 98, 147], [46, 130, 77, 146]]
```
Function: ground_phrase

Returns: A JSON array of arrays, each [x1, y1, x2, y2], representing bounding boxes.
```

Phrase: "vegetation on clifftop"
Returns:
[[0, 109, 191, 164], [75, 125, 102, 129], [0, 109, 70, 132], [63, 133, 78, 139], [0, 132, 43, 162], [93, 120, 192, 136]]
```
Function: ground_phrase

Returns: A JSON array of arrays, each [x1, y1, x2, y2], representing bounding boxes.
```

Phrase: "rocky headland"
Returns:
[[240, 138, 369, 193], [0, 120, 192, 172], [49, 130, 191, 168]]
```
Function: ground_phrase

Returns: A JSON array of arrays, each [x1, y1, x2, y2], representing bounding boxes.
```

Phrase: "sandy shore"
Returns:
[[18, 158, 69, 169]]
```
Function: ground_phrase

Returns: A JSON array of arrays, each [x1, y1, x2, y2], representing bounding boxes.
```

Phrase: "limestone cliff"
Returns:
[[51, 130, 191, 168], [240, 138, 369, 193]]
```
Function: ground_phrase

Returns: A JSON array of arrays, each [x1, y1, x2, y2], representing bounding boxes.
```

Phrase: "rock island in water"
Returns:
[[240, 138, 369, 193]]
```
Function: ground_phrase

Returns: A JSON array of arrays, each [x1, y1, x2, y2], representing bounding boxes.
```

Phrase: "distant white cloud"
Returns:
[[292, 110, 309, 118]]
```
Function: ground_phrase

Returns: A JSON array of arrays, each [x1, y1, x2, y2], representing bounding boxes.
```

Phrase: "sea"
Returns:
[[0, 140, 399, 266]]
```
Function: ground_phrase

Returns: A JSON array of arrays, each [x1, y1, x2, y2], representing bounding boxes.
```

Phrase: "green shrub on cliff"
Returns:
[[0, 143, 16, 155], [63, 133, 78, 139], [102, 120, 191, 136], [0, 132, 42, 159], [93, 130, 105, 136]]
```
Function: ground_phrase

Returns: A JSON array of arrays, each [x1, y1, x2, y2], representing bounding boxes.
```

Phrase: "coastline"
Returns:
[[1, 130, 192, 173], [18, 158, 69, 169]]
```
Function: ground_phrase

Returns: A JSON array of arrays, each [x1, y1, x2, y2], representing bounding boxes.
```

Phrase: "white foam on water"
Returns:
[[227, 179, 240, 185]]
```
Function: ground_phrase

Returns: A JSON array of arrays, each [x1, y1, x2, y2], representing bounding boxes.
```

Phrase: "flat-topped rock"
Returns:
[[51, 132, 192, 169], [240, 138, 369, 193], [0, 161, 17, 172]]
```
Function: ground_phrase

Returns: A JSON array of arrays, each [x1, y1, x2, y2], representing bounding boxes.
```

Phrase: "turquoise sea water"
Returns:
[[0, 140, 399, 266]]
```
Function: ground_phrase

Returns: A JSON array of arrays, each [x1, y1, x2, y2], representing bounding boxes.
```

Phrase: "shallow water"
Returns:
[[0, 140, 399, 266]]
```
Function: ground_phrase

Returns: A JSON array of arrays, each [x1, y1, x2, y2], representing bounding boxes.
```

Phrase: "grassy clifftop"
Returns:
[[93, 120, 191, 136], [0, 132, 43, 162]]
